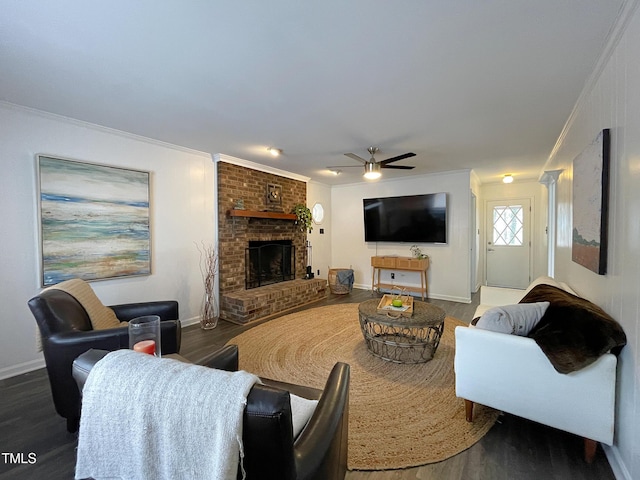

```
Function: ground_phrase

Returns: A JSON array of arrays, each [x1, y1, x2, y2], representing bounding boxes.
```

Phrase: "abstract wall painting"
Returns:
[[38, 156, 151, 286], [572, 129, 610, 275]]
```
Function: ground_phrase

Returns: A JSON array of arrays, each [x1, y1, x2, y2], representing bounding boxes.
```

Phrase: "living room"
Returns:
[[1, 2, 640, 479]]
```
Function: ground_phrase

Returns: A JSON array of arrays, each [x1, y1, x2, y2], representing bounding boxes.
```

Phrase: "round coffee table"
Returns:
[[358, 298, 446, 364]]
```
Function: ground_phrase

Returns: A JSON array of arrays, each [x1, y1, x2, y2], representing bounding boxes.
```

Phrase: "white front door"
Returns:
[[485, 199, 531, 288]]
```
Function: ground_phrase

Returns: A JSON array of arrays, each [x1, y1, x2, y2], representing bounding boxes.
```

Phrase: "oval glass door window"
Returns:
[[312, 202, 324, 224]]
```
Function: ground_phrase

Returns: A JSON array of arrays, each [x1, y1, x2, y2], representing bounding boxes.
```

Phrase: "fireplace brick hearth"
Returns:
[[217, 160, 327, 323], [222, 278, 327, 324]]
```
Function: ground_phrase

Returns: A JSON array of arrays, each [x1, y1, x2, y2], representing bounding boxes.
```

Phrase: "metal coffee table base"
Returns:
[[358, 299, 446, 364]]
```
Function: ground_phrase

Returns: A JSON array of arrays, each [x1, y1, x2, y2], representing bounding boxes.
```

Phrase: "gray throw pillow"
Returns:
[[475, 302, 550, 336]]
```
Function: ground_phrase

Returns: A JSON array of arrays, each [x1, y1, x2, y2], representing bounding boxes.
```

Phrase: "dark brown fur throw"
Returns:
[[519, 284, 626, 373]]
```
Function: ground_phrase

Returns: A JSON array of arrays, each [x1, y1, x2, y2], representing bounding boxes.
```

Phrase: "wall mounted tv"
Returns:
[[363, 193, 447, 243]]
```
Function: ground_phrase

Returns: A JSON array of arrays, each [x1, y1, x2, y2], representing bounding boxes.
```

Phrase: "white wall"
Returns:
[[330, 170, 472, 303], [480, 180, 548, 285], [0, 103, 215, 379], [541, 5, 640, 479], [307, 181, 332, 279]]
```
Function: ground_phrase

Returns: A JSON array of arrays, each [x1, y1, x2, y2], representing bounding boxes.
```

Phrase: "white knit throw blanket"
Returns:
[[75, 350, 259, 480]]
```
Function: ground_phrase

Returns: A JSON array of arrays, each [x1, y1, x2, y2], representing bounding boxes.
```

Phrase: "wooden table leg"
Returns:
[[584, 438, 597, 463], [371, 267, 375, 293], [465, 399, 474, 422]]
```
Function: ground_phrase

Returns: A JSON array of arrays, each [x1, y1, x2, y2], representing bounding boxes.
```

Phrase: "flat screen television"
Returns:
[[363, 193, 447, 243]]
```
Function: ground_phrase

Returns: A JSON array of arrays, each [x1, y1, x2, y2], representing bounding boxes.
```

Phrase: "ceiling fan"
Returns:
[[328, 147, 416, 179]]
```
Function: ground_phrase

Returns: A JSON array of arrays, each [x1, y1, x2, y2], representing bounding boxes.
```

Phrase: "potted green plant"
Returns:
[[292, 204, 313, 233], [410, 245, 428, 259]]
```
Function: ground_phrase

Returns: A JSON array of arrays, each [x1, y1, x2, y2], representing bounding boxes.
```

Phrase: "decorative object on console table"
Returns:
[[572, 128, 610, 275], [197, 242, 219, 330], [292, 204, 313, 233], [266, 183, 282, 206], [371, 256, 429, 300], [410, 245, 429, 259]]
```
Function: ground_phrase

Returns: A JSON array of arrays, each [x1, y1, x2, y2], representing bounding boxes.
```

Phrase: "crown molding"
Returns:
[[214, 153, 310, 183], [548, 0, 640, 162], [0, 101, 212, 158]]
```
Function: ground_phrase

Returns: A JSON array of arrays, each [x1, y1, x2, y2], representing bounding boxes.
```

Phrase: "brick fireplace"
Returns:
[[246, 240, 294, 289], [217, 160, 327, 324]]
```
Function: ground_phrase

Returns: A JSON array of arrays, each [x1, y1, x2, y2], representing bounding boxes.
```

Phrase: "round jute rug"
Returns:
[[227, 303, 498, 471]]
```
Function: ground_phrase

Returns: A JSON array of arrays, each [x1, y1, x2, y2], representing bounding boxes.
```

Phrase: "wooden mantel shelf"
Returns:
[[227, 209, 297, 220]]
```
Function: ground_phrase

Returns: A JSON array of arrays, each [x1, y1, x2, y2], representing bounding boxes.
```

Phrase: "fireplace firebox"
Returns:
[[246, 240, 295, 289]]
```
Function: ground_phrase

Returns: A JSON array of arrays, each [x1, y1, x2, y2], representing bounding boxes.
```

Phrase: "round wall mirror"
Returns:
[[312, 202, 324, 224]]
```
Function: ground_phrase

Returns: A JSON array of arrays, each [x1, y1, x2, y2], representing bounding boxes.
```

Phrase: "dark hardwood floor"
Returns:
[[0, 288, 615, 479]]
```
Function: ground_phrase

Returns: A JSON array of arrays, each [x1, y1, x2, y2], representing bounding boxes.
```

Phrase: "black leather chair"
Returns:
[[73, 346, 350, 480], [28, 289, 181, 433]]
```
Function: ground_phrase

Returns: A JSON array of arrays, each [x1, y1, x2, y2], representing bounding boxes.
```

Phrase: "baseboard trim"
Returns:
[[603, 444, 631, 480], [354, 283, 471, 304], [179, 315, 201, 328], [0, 357, 45, 380], [429, 292, 472, 304], [1, 316, 205, 380]]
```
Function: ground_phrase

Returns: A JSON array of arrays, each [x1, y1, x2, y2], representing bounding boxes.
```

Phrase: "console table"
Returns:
[[371, 256, 429, 300]]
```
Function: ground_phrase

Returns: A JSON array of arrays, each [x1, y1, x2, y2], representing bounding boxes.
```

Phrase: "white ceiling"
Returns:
[[0, 1, 625, 185]]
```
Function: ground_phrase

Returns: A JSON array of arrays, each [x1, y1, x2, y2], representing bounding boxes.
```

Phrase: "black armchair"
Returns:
[[28, 288, 181, 433], [73, 346, 350, 480]]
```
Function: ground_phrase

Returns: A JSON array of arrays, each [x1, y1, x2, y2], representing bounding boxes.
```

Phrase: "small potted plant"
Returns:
[[292, 204, 313, 233], [410, 245, 428, 259]]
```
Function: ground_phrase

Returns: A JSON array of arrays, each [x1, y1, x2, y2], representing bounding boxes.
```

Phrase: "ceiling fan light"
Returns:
[[267, 147, 282, 157], [363, 162, 381, 180], [503, 174, 514, 184]]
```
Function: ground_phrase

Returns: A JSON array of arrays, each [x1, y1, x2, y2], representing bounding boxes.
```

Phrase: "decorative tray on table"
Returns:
[[376, 294, 414, 317]]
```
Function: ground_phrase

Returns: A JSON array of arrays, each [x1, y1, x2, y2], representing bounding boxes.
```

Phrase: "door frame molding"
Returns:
[[540, 170, 563, 278], [470, 192, 479, 293]]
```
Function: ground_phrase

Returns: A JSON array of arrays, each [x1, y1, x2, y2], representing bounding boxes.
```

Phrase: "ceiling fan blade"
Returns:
[[378, 152, 416, 165], [344, 153, 367, 163], [381, 165, 415, 170]]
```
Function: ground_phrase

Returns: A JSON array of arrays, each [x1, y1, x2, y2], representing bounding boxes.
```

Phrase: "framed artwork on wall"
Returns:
[[37, 155, 151, 286], [266, 183, 282, 205], [571, 129, 610, 275]]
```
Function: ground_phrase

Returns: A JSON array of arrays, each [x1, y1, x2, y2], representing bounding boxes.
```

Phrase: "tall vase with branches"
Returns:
[[197, 242, 219, 330]]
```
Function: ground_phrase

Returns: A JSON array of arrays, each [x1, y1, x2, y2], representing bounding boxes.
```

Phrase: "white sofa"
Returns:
[[454, 277, 618, 462]]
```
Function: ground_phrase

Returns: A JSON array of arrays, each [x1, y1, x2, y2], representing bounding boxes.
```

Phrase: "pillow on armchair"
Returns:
[[520, 284, 627, 373], [37, 278, 127, 351], [45, 278, 124, 330]]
